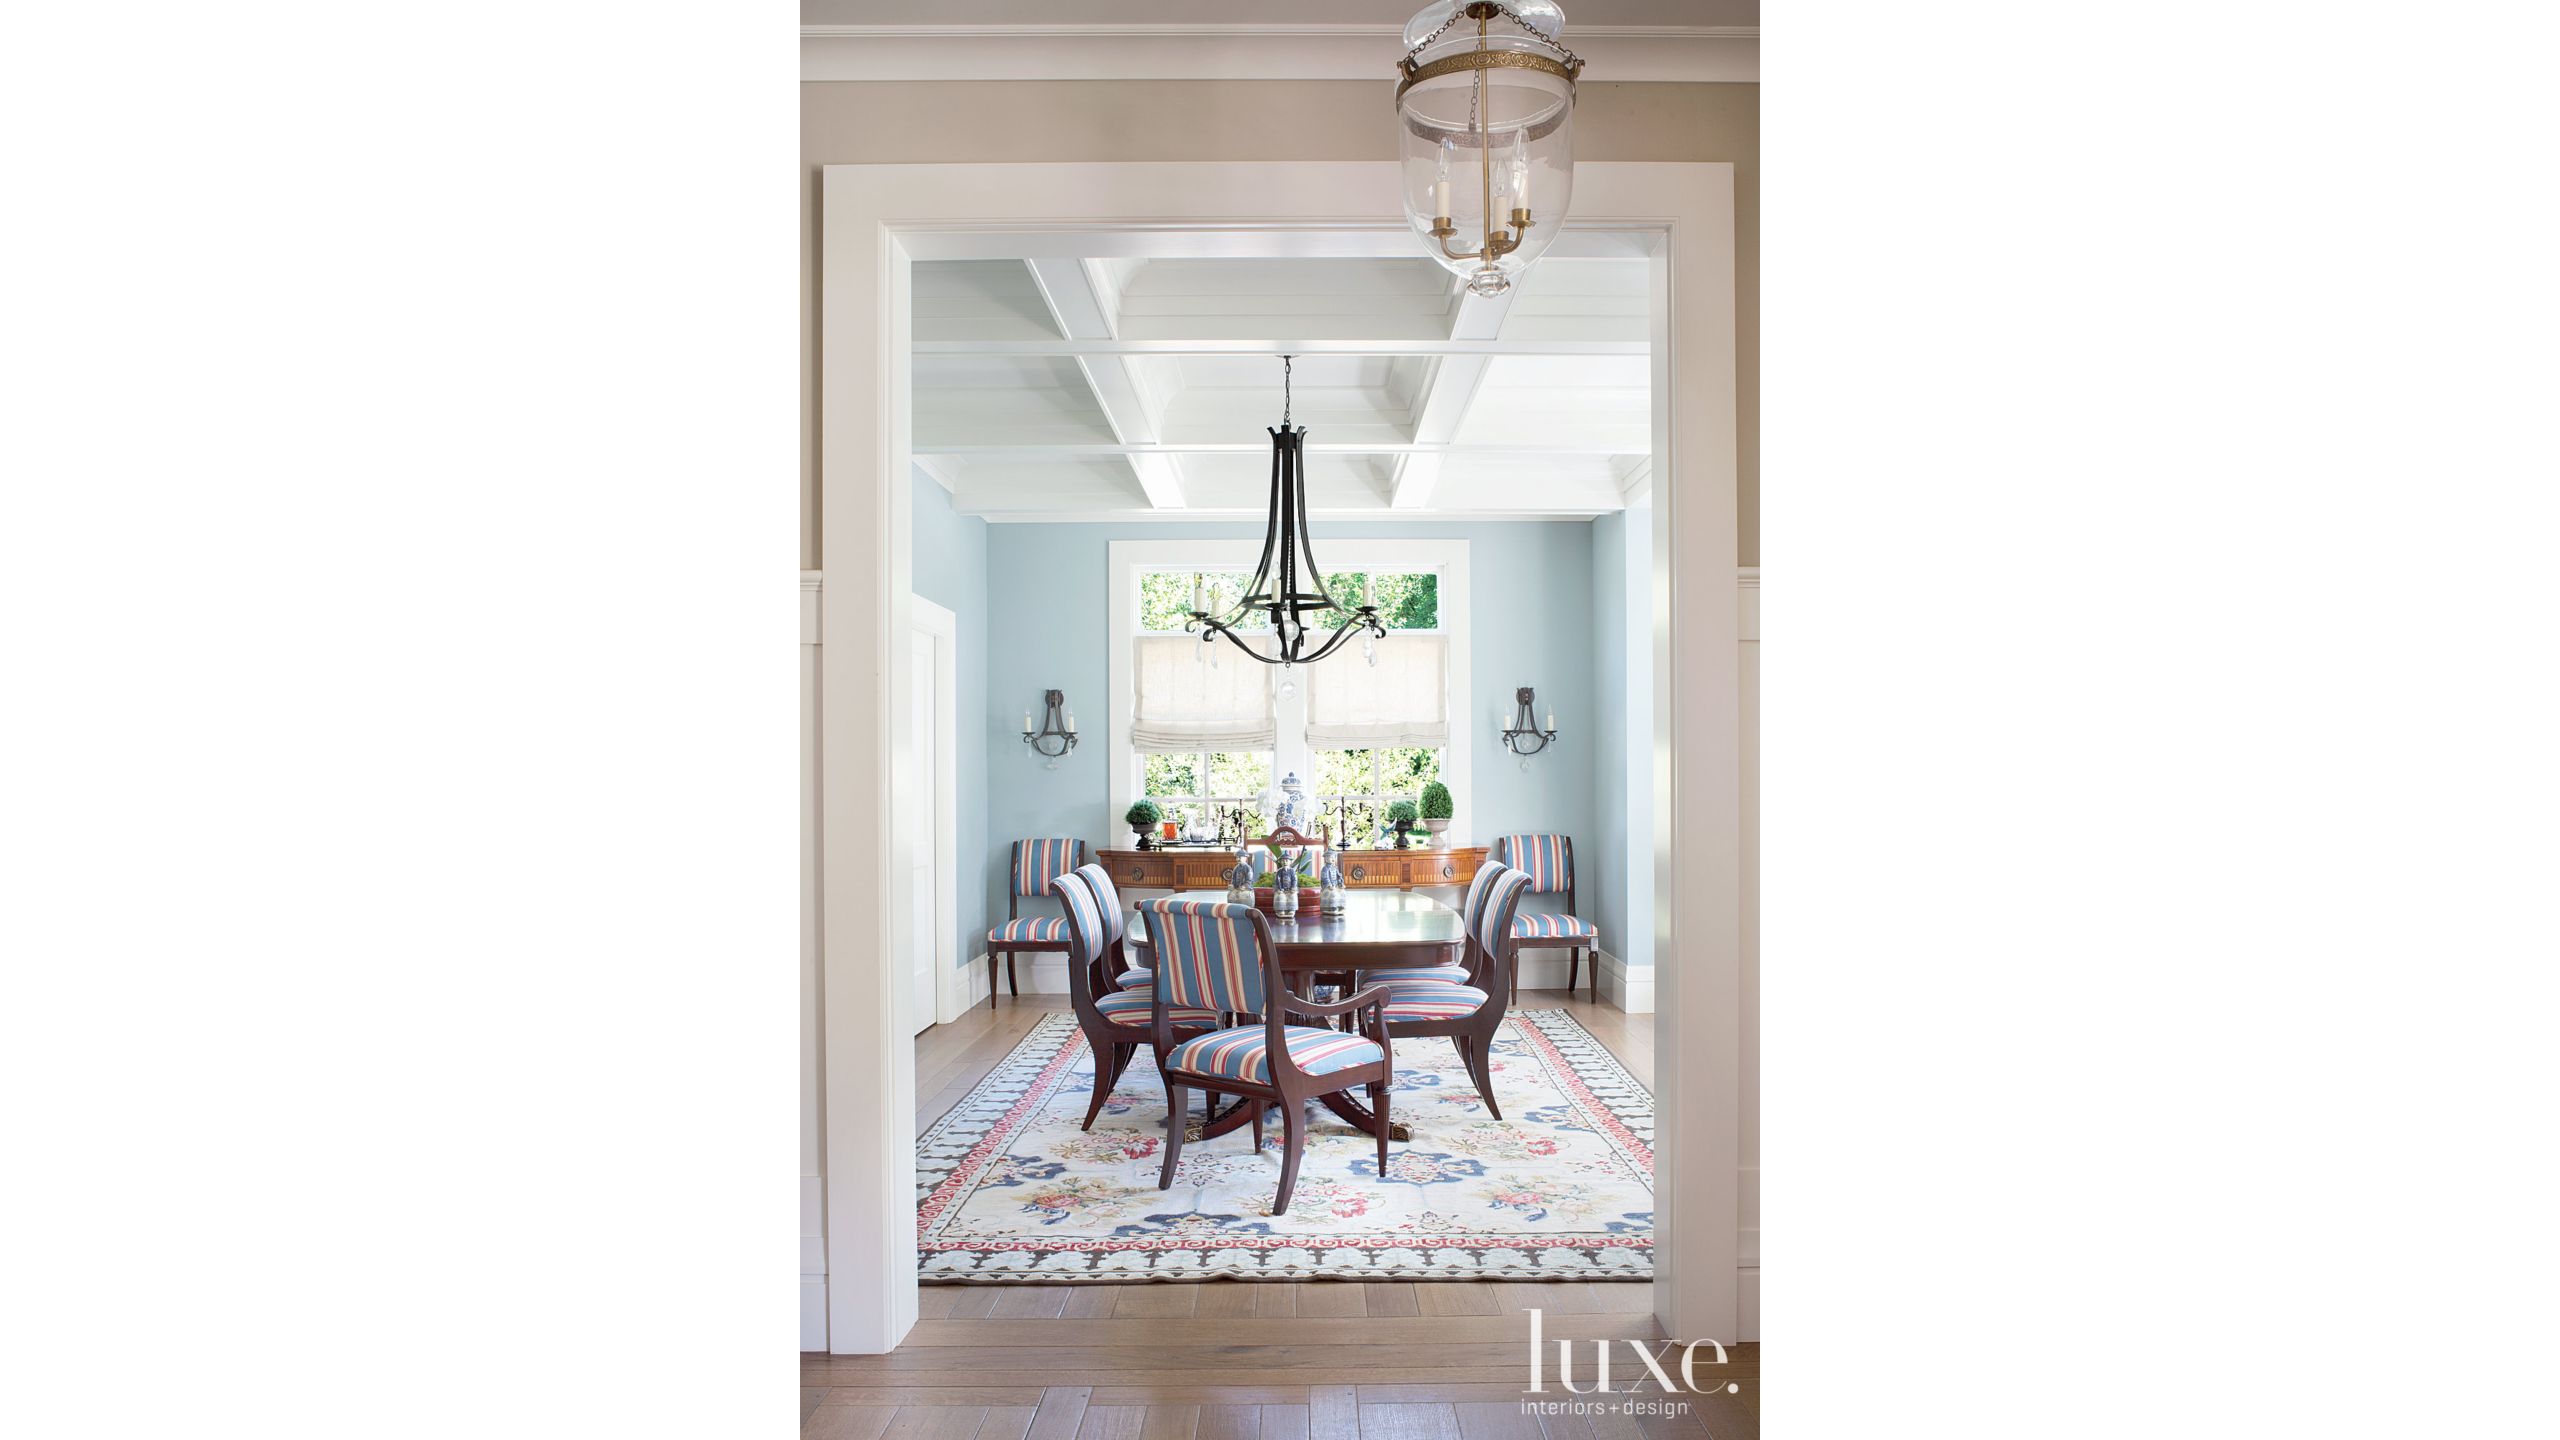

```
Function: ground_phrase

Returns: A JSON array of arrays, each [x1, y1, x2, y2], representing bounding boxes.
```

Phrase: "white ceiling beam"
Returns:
[[912, 338, 1644, 357], [1024, 258, 1186, 509], [1393, 281, 1520, 509], [913, 442, 1642, 458]]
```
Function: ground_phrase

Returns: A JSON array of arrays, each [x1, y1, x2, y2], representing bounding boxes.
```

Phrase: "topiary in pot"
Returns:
[[1386, 798, 1421, 850], [1124, 799, 1163, 851], [1419, 781, 1454, 846]]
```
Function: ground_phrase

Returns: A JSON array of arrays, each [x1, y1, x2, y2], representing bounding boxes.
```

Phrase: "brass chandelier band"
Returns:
[[1394, 47, 1581, 106]]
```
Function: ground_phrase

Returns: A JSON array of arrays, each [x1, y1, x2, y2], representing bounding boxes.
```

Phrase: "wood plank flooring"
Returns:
[[817, 992, 1751, 1440]]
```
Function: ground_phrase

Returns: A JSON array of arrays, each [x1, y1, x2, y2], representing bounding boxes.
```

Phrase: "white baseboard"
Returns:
[[799, 1175, 826, 1352], [937, 953, 991, 1023], [1596, 951, 1656, 1013]]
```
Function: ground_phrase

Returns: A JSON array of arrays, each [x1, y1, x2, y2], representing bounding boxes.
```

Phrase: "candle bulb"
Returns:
[[1022, 712, 1034, 735], [1192, 574, 1205, 612], [1433, 178, 1452, 219], [1546, 711, 1557, 731], [1064, 711, 1076, 733]]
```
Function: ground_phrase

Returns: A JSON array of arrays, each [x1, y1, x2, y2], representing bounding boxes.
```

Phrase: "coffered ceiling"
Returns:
[[912, 253, 1652, 522]]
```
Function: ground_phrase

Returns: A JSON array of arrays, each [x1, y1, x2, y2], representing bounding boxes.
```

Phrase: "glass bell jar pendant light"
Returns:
[[1396, 1, 1583, 298]]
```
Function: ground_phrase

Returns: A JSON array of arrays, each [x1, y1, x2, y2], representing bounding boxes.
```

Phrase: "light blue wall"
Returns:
[[979, 519, 1602, 939], [911, 470, 990, 964], [1589, 505, 1655, 969]]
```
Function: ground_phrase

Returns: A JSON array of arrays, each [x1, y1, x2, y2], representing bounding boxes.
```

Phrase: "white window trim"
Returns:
[[1108, 537, 1472, 851]]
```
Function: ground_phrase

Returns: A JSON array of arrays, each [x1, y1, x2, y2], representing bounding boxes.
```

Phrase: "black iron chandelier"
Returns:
[[1185, 356, 1386, 671]]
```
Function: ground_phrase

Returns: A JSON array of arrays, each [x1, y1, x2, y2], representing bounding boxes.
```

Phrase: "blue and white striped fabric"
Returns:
[[1165, 1025, 1384, 1084], [1093, 989, 1222, 1029], [1011, 838, 1086, 898], [1139, 899, 1267, 1015], [1378, 980, 1490, 1022], [1464, 862, 1534, 963], [1512, 911, 1598, 940], [987, 916, 1070, 944], [1362, 964, 1469, 984], [1496, 834, 1571, 895], [1050, 868, 1109, 951], [1460, 862, 1532, 944], [1067, 862, 1126, 946]]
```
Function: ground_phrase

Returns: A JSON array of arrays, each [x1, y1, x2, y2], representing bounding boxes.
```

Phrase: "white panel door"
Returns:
[[908, 634, 938, 1034]]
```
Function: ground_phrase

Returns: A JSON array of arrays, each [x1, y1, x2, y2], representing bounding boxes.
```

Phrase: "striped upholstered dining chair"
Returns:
[[983, 838, 1087, 1009], [1358, 860, 1535, 1118], [1050, 866, 1222, 1131], [1494, 833, 1600, 999], [1141, 898, 1396, 1215]]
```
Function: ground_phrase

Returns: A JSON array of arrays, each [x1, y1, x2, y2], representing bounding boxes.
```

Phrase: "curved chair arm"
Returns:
[[1282, 982, 1392, 1018], [1281, 982, 1394, 1051]]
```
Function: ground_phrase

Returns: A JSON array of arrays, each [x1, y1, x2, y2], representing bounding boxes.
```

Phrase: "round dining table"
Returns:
[[1124, 888, 1466, 1142]]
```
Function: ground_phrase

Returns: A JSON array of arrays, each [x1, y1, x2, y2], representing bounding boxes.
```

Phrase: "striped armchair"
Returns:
[[1495, 833, 1599, 999], [1357, 860, 1534, 1118], [1051, 866, 1221, 1131], [983, 838, 1087, 1008], [1141, 898, 1395, 1216]]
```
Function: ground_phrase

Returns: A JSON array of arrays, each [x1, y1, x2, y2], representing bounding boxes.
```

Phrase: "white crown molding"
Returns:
[[803, 25, 1758, 40], [911, 455, 961, 495], [1617, 455, 1655, 503], [802, 27, 1755, 84]]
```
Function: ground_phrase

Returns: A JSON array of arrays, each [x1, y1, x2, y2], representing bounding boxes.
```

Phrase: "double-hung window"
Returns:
[[1109, 539, 1471, 848]]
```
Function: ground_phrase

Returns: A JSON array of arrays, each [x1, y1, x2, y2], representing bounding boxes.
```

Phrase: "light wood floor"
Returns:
[[808, 992, 1755, 1440]]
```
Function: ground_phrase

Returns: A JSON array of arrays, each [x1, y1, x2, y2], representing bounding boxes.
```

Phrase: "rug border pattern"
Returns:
[[914, 1009, 1654, 1283]]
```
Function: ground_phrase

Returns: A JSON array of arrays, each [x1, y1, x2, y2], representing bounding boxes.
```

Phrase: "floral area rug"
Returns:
[[916, 1010, 1653, 1282]]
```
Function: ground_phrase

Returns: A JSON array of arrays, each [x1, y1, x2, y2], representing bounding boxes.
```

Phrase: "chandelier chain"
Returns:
[[1400, 4, 1580, 68]]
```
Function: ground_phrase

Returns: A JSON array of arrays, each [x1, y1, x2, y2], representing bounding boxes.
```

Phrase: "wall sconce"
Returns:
[[1500, 686, 1558, 769], [1022, 689, 1078, 770]]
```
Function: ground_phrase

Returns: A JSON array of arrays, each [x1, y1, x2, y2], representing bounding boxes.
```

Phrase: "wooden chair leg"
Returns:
[[1273, 1102, 1307, 1215], [1158, 1082, 1188, 1190], [1251, 1104, 1264, 1153], [986, 953, 1000, 1010], [1567, 948, 1582, 998], [1083, 1043, 1131, 1132], [1464, 1030, 1502, 1121], [1371, 1082, 1390, 1170], [1006, 953, 1021, 997]]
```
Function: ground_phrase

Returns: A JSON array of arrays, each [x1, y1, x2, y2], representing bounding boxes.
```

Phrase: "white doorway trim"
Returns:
[[818, 161, 1741, 1353], [909, 596, 962, 1029]]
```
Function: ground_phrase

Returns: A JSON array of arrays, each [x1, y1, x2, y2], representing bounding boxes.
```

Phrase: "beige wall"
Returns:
[[801, 80, 1758, 567]]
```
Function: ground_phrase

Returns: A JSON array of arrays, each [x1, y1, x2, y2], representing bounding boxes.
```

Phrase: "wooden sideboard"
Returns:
[[1099, 846, 1485, 892]]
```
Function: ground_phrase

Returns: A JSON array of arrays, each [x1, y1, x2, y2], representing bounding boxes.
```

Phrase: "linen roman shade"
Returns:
[[1130, 635, 1277, 752], [1303, 634, 1449, 749]]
